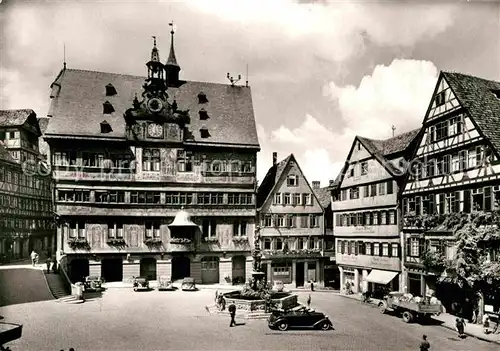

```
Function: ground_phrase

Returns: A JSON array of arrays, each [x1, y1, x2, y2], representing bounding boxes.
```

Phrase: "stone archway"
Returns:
[[101, 258, 123, 282], [140, 257, 157, 280], [69, 258, 90, 283], [231, 255, 246, 284], [171, 256, 190, 281]]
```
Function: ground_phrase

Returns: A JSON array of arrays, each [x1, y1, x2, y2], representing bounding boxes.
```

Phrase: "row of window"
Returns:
[[338, 180, 394, 201], [427, 115, 464, 143], [404, 186, 500, 215], [0, 217, 52, 230], [261, 214, 321, 228], [0, 167, 50, 190], [9, 151, 38, 163], [53, 151, 132, 169], [274, 193, 314, 206], [57, 190, 254, 205], [412, 145, 491, 180], [338, 240, 400, 258], [0, 194, 51, 212], [0, 130, 20, 140], [335, 210, 397, 227], [262, 236, 323, 251], [65, 219, 249, 239]]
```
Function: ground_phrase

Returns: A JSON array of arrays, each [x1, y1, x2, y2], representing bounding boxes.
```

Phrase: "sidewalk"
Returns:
[[339, 292, 500, 345]]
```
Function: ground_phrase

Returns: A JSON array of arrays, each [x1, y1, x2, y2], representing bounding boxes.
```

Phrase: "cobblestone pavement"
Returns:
[[0, 289, 498, 351], [0, 268, 53, 307]]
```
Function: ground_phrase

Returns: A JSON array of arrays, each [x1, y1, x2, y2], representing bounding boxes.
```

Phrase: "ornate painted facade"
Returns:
[[44, 32, 259, 284]]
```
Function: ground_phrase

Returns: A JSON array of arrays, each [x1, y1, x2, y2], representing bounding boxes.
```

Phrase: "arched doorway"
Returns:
[[201, 256, 219, 284], [101, 258, 123, 282], [140, 257, 157, 280], [231, 256, 246, 284], [69, 258, 89, 283], [171, 256, 190, 280]]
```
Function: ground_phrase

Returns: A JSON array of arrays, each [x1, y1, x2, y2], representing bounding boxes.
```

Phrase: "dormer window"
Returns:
[[200, 126, 210, 138], [199, 109, 209, 120], [105, 84, 117, 96], [198, 92, 208, 104], [491, 89, 500, 99], [100, 120, 113, 133], [103, 101, 115, 114]]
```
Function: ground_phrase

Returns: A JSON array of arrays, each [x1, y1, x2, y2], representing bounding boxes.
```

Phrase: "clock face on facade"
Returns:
[[147, 123, 164, 138], [147, 98, 163, 113]]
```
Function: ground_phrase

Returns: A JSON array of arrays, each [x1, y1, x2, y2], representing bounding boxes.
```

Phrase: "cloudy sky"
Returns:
[[1, 0, 499, 186]]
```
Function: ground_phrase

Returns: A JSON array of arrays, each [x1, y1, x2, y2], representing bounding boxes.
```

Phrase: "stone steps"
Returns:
[[44, 272, 71, 299]]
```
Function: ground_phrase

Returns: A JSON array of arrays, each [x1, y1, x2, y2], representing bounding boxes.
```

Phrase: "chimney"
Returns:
[[272, 152, 277, 166], [312, 181, 320, 189], [329, 179, 334, 187]]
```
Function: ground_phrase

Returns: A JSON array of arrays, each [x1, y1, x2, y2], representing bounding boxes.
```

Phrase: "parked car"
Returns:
[[157, 276, 175, 291], [181, 277, 197, 291], [133, 277, 150, 291], [84, 276, 104, 292], [268, 306, 333, 331]]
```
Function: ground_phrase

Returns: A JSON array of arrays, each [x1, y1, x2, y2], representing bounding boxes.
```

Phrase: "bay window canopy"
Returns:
[[168, 209, 198, 227]]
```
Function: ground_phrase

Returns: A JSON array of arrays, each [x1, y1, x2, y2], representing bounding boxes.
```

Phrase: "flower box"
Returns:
[[68, 238, 90, 250], [144, 238, 163, 246], [232, 236, 249, 243], [169, 238, 192, 244], [107, 238, 126, 246], [204, 236, 219, 243]]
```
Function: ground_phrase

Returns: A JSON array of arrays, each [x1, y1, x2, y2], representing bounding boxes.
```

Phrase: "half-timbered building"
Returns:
[[402, 71, 500, 301], [331, 130, 420, 296], [0, 109, 54, 261], [256, 153, 326, 288], [44, 33, 259, 284]]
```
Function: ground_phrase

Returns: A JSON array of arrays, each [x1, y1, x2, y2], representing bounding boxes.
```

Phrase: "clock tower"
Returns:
[[124, 36, 189, 143]]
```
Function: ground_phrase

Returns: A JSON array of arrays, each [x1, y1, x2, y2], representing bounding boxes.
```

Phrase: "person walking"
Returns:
[[45, 257, 51, 273], [30, 250, 38, 267], [307, 294, 311, 309], [456, 317, 466, 338], [228, 303, 236, 327], [419, 334, 430, 351]]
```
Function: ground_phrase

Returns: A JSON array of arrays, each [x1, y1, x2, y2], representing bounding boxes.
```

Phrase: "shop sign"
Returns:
[[336, 253, 400, 271]]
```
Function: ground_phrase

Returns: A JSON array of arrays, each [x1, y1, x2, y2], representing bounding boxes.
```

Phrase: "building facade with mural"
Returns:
[[256, 153, 327, 287], [0, 109, 54, 261], [43, 33, 259, 284], [331, 130, 419, 296], [401, 72, 500, 312]]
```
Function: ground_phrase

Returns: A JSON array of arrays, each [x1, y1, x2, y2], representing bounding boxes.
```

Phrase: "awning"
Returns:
[[168, 209, 198, 227], [366, 269, 398, 285]]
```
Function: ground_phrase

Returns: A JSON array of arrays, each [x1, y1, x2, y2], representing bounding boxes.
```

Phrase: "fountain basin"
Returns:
[[222, 290, 298, 312]]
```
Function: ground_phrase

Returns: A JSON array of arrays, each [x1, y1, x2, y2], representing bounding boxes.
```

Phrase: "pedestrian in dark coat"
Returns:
[[419, 334, 430, 350], [456, 317, 466, 338], [228, 303, 236, 327], [307, 294, 311, 308]]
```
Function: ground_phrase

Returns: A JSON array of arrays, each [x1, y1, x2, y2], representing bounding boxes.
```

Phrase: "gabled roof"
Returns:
[[0, 142, 15, 163], [441, 71, 500, 156], [0, 109, 35, 127], [44, 69, 260, 148], [37, 117, 50, 134], [257, 153, 323, 211], [314, 186, 331, 209]]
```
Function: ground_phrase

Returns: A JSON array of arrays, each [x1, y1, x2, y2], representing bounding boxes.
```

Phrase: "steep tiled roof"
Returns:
[[37, 117, 50, 134], [44, 69, 260, 147], [257, 155, 292, 208], [0, 109, 34, 127], [442, 72, 500, 155], [314, 186, 331, 209], [0, 142, 15, 163]]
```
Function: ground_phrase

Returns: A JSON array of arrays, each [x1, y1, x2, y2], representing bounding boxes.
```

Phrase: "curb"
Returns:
[[337, 293, 500, 345]]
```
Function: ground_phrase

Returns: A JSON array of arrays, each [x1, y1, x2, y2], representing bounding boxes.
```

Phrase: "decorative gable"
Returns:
[[426, 76, 462, 122]]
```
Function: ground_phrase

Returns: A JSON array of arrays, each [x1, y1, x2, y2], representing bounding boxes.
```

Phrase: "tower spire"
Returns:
[[151, 36, 160, 62], [165, 21, 181, 87]]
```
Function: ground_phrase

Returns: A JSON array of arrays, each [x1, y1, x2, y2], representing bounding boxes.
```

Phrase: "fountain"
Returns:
[[220, 227, 298, 314]]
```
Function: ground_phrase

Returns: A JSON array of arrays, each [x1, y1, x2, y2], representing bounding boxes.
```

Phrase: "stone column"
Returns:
[[292, 260, 297, 287], [339, 266, 344, 289], [354, 268, 360, 293], [304, 261, 309, 282], [245, 256, 253, 282]]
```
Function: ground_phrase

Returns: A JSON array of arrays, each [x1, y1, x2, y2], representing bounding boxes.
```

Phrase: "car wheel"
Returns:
[[133, 288, 137, 292], [320, 321, 331, 331], [378, 302, 387, 314], [277, 321, 288, 331], [402, 311, 413, 323]]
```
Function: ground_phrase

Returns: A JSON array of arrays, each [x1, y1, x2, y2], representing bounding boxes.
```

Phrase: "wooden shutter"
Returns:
[[341, 241, 345, 254], [388, 243, 392, 257], [292, 215, 297, 227], [308, 214, 313, 228], [354, 241, 359, 255], [387, 180, 393, 194], [438, 194, 445, 214], [429, 194, 435, 214], [335, 214, 341, 227], [454, 192, 460, 212], [463, 190, 471, 213], [359, 241, 365, 255], [418, 238, 425, 257], [406, 239, 411, 257], [485, 186, 492, 211]]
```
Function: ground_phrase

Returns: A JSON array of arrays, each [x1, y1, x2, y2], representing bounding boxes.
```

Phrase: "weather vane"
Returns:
[[152, 36, 157, 47], [169, 21, 176, 34]]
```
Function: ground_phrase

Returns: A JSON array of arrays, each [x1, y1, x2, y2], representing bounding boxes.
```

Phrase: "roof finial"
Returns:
[[392, 125, 396, 137], [63, 43, 67, 69], [151, 35, 160, 62], [152, 35, 157, 48]]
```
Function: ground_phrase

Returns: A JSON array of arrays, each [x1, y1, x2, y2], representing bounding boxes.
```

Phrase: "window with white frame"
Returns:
[[410, 238, 419, 257], [303, 193, 312, 205], [297, 237, 305, 250], [263, 238, 271, 250], [293, 193, 301, 205], [275, 238, 283, 250], [309, 215, 319, 228], [142, 148, 161, 171], [382, 243, 389, 256], [373, 243, 380, 256], [233, 220, 247, 236], [283, 193, 291, 205], [264, 215, 272, 227], [365, 243, 372, 255], [378, 182, 386, 195], [274, 193, 282, 205], [202, 219, 217, 239], [472, 188, 484, 211], [308, 238, 315, 250], [145, 221, 160, 238], [361, 162, 368, 175], [287, 175, 298, 187], [391, 243, 398, 257]]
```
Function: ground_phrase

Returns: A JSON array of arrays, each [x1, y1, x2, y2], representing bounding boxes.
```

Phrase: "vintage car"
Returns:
[[181, 277, 197, 291], [133, 277, 150, 291], [83, 276, 104, 292], [268, 305, 333, 331], [157, 276, 175, 291]]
